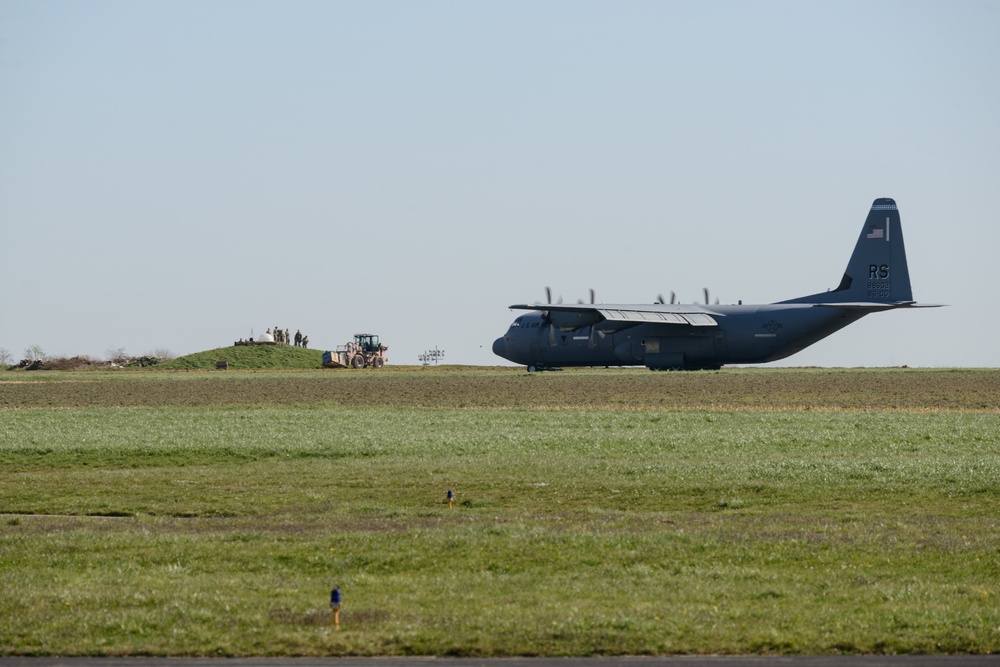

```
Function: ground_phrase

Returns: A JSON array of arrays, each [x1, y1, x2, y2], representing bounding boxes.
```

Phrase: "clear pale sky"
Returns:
[[2, 1, 998, 367]]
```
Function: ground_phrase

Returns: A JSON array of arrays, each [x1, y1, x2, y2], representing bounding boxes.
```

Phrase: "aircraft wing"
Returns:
[[508, 303, 719, 328], [596, 307, 717, 326]]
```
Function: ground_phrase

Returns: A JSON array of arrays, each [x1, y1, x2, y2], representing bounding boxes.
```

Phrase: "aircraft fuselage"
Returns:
[[493, 198, 939, 372], [492, 304, 867, 371]]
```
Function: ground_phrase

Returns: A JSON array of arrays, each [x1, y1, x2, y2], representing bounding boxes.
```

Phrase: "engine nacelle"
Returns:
[[547, 309, 603, 331]]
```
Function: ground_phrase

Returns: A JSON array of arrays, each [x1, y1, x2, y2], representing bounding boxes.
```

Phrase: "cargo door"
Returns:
[[714, 330, 728, 359]]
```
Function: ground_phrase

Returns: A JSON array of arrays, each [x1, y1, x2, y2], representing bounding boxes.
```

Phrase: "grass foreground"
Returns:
[[0, 367, 998, 656]]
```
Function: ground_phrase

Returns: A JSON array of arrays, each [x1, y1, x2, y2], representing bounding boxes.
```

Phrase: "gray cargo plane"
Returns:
[[493, 198, 941, 371]]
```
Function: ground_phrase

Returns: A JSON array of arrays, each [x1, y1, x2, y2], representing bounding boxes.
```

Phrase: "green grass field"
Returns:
[[155, 343, 324, 370], [1, 367, 998, 656]]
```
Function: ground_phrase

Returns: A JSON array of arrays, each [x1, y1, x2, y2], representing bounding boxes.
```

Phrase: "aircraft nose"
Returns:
[[492, 336, 507, 359]]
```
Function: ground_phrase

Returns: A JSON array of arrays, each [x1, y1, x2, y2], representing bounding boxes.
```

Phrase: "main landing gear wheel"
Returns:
[[527, 365, 539, 373], [351, 354, 366, 369]]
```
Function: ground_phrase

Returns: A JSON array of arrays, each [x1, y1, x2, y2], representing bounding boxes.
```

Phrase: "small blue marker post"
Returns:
[[330, 588, 342, 629], [447, 489, 454, 509]]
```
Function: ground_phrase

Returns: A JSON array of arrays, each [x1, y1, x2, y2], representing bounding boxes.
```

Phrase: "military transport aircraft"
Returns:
[[492, 198, 941, 371]]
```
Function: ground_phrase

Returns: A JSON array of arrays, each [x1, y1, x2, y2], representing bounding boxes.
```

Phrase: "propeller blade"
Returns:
[[655, 294, 665, 304], [589, 288, 595, 304], [545, 286, 552, 304], [703, 287, 710, 305], [670, 291, 676, 304]]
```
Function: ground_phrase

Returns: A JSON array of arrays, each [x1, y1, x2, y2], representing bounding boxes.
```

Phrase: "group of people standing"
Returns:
[[268, 327, 309, 348]]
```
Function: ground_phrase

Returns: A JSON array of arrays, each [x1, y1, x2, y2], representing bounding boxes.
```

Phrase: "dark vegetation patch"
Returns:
[[11, 355, 166, 371]]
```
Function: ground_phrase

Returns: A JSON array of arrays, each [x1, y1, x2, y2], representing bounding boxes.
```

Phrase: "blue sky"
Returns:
[[2, 1, 998, 367]]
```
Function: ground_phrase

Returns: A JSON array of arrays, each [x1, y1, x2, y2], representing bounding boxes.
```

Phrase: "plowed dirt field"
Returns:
[[1, 367, 997, 411]]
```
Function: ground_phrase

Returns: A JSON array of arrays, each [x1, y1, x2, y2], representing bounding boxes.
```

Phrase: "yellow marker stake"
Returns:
[[331, 604, 341, 629], [330, 588, 342, 630]]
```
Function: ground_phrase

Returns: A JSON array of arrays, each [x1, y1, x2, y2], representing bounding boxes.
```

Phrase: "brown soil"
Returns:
[[1, 368, 997, 411]]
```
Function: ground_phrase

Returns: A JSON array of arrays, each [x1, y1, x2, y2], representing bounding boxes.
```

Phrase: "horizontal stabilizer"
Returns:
[[815, 301, 945, 311]]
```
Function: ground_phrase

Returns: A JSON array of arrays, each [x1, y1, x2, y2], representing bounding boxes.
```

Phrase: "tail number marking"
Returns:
[[868, 264, 890, 298]]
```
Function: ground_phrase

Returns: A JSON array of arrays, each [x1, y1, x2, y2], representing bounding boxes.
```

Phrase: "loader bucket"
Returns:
[[322, 350, 348, 369]]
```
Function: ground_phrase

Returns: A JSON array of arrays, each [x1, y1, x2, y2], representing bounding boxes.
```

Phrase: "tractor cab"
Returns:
[[355, 333, 380, 353]]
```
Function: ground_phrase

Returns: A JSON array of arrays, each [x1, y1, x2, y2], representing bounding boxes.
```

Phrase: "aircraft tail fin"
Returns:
[[782, 198, 914, 306]]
